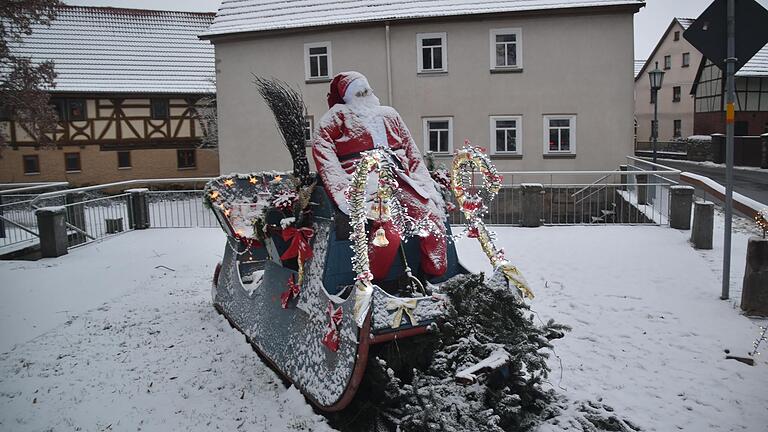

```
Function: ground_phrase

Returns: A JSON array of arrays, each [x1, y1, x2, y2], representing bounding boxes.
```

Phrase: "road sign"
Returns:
[[683, 0, 768, 72]]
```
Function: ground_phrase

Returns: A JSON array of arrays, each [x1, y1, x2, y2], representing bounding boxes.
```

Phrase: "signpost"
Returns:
[[684, 0, 768, 300]]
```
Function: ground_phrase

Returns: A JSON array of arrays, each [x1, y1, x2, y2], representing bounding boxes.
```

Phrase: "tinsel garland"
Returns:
[[346, 149, 444, 326], [450, 144, 534, 299]]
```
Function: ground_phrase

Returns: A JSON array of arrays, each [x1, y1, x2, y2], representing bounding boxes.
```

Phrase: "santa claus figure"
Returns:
[[312, 71, 447, 280]]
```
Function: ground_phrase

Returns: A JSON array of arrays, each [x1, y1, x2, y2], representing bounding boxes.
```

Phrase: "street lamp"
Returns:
[[648, 61, 665, 163]]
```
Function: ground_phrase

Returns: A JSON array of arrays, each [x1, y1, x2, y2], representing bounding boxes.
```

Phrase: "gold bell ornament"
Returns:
[[372, 227, 390, 247]]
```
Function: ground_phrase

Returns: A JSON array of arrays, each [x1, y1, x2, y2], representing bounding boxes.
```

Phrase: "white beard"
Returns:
[[346, 92, 388, 149]]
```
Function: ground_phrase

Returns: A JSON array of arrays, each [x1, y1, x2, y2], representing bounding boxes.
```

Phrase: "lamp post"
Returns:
[[648, 61, 665, 163]]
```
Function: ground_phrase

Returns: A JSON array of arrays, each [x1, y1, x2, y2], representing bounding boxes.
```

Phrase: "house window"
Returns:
[[67, 100, 86, 121], [117, 151, 131, 169], [490, 28, 522, 70], [304, 116, 314, 146], [543, 115, 576, 154], [23, 155, 40, 174], [0, 105, 10, 120], [304, 42, 332, 80], [51, 99, 66, 121], [423, 117, 453, 153], [177, 149, 196, 169], [682, 52, 690, 67], [51, 99, 87, 121], [417, 33, 447, 73], [674, 31, 680, 41], [673, 120, 682, 138], [151, 98, 169, 120], [490, 116, 522, 155], [64, 152, 81, 172], [673, 86, 681, 102], [664, 55, 671, 70]]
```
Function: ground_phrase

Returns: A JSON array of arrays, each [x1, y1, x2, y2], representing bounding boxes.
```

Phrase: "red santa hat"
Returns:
[[327, 71, 366, 108]]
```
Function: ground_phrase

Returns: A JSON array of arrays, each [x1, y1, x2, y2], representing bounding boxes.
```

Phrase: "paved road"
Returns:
[[659, 160, 768, 206]]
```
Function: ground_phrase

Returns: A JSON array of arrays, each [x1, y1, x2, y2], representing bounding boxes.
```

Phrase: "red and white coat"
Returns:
[[312, 104, 444, 218]]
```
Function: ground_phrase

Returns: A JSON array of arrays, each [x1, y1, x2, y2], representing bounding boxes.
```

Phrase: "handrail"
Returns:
[[0, 182, 70, 195], [570, 169, 619, 198], [31, 177, 213, 206], [496, 170, 679, 175], [0, 214, 39, 237], [626, 156, 682, 172]]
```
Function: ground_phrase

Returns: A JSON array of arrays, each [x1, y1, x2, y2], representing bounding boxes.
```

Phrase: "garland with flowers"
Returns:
[[451, 143, 534, 299]]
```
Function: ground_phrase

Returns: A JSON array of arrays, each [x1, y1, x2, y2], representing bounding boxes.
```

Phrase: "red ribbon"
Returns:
[[321, 301, 343, 352], [280, 227, 314, 262], [280, 274, 301, 309]]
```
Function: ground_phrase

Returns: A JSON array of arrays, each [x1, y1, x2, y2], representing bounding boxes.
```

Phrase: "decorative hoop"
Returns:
[[451, 144, 534, 299]]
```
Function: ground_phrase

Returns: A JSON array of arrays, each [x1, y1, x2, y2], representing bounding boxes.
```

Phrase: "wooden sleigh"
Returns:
[[206, 171, 467, 411]]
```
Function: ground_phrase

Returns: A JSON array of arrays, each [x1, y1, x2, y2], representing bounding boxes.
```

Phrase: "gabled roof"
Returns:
[[201, 0, 645, 38], [690, 43, 768, 95], [738, 44, 768, 77], [9, 6, 216, 94], [634, 59, 646, 78], [634, 17, 695, 81]]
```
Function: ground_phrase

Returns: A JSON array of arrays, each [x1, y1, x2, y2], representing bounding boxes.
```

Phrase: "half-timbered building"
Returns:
[[691, 44, 768, 136], [0, 6, 219, 185]]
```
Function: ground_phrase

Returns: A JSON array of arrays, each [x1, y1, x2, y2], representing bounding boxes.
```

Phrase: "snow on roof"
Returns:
[[676, 17, 695, 30], [737, 43, 768, 77], [202, 0, 645, 38], [634, 59, 646, 78], [9, 6, 216, 94]]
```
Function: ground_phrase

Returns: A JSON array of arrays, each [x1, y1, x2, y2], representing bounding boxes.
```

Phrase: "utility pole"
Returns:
[[722, 0, 736, 300]]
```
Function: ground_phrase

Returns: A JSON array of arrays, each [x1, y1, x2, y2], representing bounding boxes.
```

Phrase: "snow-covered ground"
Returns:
[[1, 219, 766, 431]]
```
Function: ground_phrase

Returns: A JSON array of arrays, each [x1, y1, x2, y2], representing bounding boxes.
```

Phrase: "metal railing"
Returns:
[[63, 193, 132, 248], [446, 159, 681, 226], [0, 183, 69, 251], [147, 190, 218, 228]]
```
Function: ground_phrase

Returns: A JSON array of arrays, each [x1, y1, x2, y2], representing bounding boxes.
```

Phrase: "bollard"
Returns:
[[669, 185, 694, 230], [35, 206, 68, 257], [741, 237, 768, 316], [761, 133, 768, 169], [636, 174, 648, 205], [619, 165, 628, 191], [711, 134, 725, 164], [520, 183, 543, 227], [0, 194, 5, 238], [690, 201, 714, 249], [126, 188, 150, 229]]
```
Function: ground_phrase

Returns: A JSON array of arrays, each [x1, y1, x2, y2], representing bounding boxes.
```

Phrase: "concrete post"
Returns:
[[127, 188, 150, 229], [741, 237, 768, 316], [669, 185, 695, 230], [520, 183, 543, 228], [619, 165, 628, 191], [636, 174, 648, 205], [711, 134, 725, 164], [65, 192, 87, 244], [0, 194, 5, 238], [760, 133, 768, 169], [690, 201, 714, 250], [35, 206, 68, 258]]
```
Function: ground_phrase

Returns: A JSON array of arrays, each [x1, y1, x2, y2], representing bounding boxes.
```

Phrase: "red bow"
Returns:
[[280, 227, 314, 262], [280, 274, 301, 309], [321, 302, 343, 352]]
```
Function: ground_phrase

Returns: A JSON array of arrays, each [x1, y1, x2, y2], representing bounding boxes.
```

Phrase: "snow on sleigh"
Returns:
[[205, 78, 533, 412], [206, 148, 532, 412]]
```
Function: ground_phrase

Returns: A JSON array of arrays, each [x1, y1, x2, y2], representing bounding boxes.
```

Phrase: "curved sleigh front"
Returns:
[[206, 173, 466, 411]]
